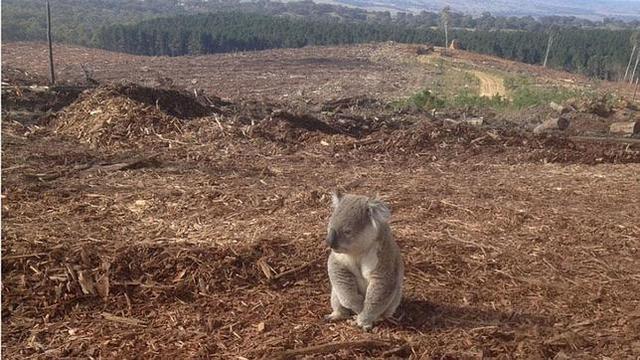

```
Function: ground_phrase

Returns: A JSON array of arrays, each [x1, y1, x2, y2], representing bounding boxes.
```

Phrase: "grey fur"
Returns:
[[325, 192, 404, 331]]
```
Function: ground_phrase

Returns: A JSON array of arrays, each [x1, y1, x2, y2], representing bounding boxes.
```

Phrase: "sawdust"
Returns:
[[54, 85, 184, 148], [2, 52, 640, 360]]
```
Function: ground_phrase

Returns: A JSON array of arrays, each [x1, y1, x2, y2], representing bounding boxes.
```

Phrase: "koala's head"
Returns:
[[326, 191, 390, 254]]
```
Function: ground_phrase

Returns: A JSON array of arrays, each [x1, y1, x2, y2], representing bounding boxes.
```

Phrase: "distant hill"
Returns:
[[313, 0, 640, 20], [302, 0, 640, 20]]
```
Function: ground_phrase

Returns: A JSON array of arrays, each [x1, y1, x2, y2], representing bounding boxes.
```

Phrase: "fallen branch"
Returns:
[[470, 135, 488, 144], [270, 258, 323, 281], [1, 84, 93, 93], [24, 154, 162, 182], [155, 134, 191, 145], [440, 200, 475, 216], [273, 340, 390, 359], [89, 155, 161, 172], [381, 343, 411, 357], [111, 281, 176, 289], [1, 164, 29, 172], [2, 252, 48, 261], [24, 172, 67, 182], [569, 136, 640, 145]]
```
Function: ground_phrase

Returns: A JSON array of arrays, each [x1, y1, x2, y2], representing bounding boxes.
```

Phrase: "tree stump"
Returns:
[[549, 102, 570, 114], [609, 121, 640, 136], [534, 117, 570, 134]]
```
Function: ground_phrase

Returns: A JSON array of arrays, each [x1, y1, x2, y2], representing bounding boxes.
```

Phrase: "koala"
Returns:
[[324, 191, 404, 331]]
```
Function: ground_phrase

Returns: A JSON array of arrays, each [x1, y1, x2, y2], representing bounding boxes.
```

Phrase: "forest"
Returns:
[[3, 0, 638, 46], [91, 12, 635, 80]]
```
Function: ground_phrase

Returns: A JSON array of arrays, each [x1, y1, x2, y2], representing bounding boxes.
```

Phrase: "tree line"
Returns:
[[91, 12, 635, 80], [3, 0, 639, 46]]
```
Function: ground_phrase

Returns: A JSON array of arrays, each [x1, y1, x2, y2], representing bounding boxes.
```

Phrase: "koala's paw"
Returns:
[[324, 311, 350, 322], [355, 314, 374, 332]]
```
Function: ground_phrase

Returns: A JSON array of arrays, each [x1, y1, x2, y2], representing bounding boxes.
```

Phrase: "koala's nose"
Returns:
[[326, 229, 338, 249]]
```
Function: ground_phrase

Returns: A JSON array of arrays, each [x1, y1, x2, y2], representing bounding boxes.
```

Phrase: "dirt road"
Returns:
[[470, 70, 508, 98]]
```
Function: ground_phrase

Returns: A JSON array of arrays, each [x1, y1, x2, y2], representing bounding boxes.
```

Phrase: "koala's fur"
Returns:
[[324, 191, 404, 331]]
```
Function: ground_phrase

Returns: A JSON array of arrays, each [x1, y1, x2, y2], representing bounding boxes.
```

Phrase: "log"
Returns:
[[609, 121, 640, 136], [464, 117, 484, 126], [444, 118, 483, 127], [570, 136, 640, 145], [416, 45, 434, 55], [549, 102, 570, 114], [534, 117, 570, 134], [443, 118, 460, 127], [449, 39, 462, 50]]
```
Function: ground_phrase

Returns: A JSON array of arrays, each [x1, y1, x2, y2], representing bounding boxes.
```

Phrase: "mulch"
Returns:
[[2, 82, 640, 359]]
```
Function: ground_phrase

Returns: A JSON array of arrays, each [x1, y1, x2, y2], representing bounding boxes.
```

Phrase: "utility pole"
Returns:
[[444, 20, 448, 51], [47, 0, 55, 85], [624, 44, 636, 81], [626, 32, 640, 82], [441, 6, 450, 56], [630, 49, 640, 86], [543, 32, 554, 68]]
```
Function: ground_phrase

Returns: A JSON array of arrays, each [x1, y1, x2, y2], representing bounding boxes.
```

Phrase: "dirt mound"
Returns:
[[320, 96, 380, 112], [415, 45, 435, 55], [375, 120, 438, 152], [568, 95, 613, 117], [113, 83, 221, 119], [1, 68, 87, 125], [526, 136, 640, 164], [2, 86, 85, 116], [249, 109, 346, 144], [341, 120, 640, 165], [271, 110, 342, 134], [55, 86, 183, 147], [358, 119, 507, 154], [329, 113, 378, 137]]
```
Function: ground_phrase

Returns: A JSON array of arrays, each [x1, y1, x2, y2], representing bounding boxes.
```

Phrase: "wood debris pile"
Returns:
[[54, 85, 184, 147]]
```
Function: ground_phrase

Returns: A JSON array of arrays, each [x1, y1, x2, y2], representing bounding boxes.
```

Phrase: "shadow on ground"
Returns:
[[393, 298, 550, 331]]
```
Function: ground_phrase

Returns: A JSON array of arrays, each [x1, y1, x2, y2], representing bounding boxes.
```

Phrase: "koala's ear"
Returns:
[[331, 190, 343, 208], [368, 198, 390, 224]]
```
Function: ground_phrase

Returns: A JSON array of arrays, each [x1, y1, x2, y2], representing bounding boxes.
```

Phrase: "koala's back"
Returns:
[[376, 225, 403, 318], [375, 225, 403, 283]]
